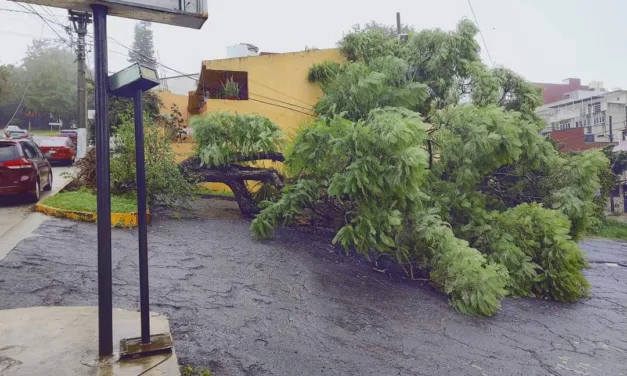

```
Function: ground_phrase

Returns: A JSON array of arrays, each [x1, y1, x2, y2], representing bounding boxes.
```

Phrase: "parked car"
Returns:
[[4, 126, 17, 138], [0, 139, 52, 202], [58, 129, 78, 145], [6, 129, 32, 140], [38, 137, 76, 165]]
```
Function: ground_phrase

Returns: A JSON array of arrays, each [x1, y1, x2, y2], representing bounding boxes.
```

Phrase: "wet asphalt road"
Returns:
[[0, 215, 625, 376]]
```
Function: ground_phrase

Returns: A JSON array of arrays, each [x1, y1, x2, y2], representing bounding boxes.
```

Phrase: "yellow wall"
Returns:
[[188, 48, 344, 193], [197, 48, 343, 137], [156, 90, 190, 123]]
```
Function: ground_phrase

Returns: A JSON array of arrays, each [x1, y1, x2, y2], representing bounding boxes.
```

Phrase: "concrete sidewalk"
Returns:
[[0, 306, 179, 376]]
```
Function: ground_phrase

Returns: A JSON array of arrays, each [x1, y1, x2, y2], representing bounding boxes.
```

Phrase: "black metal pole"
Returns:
[[92, 4, 113, 357], [133, 89, 150, 344]]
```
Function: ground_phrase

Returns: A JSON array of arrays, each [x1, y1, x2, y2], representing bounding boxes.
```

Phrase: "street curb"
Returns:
[[34, 203, 150, 228]]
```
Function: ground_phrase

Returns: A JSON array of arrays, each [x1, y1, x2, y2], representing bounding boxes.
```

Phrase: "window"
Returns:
[[40, 138, 69, 147], [31, 142, 44, 158], [594, 102, 601, 113], [200, 69, 249, 100], [21, 142, 37, 159], [586, 126, 592, 134], [0, 144, 19, 162]]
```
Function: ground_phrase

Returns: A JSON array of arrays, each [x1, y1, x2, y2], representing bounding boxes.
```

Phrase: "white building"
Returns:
[[536, 89, 627, 142], [155, 74, 199, 96]]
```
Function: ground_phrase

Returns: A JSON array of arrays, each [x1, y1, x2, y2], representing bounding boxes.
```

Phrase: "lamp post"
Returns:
[[9, 0, 207, 358], [109, 63, 161, 352]]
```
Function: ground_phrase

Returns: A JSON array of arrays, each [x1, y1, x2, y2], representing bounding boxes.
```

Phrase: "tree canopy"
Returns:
[[128, 21, 156, 69], [190, 19, 607, 316], [0, 41, 77, 126]]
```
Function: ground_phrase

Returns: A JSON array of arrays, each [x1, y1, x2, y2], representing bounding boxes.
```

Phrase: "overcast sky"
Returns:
[[1, 0, 626, 90]]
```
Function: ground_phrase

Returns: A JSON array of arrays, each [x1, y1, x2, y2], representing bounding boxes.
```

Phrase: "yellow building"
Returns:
[[159, 48, 343, 192], [188, 48, 343, 135]]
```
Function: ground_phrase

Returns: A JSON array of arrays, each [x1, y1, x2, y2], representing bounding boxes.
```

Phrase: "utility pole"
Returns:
[[69, 11, 91, 132], [610, 115, 614, 143], [396, 12, 401, 35]]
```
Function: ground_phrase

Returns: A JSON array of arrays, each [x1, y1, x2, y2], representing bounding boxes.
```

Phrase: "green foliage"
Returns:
[[411, 210, 508, 315], [308, 61, 342, 83], [191, 112, 283, 167], [481, 204, 589, 302], [155, 104, 187, 142], [109, 91, 162, 135], [20, 41, 76, 124], [128, 21, 156, 68], [591, 218, 627, 241], [181, 365, 212, 376], [247, 20, 606, 315], [251, 179, 323, 239], [110, 116, 193, 207], [0, 64, 13, 100], [314, 58, 428, 121]]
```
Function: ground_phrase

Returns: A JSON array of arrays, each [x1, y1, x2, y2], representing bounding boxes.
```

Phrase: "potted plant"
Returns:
[[222, 76, 240, 100]]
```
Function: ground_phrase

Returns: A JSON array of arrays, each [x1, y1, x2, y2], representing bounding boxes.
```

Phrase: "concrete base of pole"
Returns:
[[0, 306, 179, 376]]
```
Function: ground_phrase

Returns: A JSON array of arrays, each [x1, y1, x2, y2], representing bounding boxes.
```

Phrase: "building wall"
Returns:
[[548, 127, 611, 152], [187, 48, 344, 192], [537, 90, 627, 140], [196, 48, 344, 137], [533, 78, 589, 104]]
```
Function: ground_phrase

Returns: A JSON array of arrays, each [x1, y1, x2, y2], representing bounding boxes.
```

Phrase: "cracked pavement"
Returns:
[[0, 217, 626, 376]]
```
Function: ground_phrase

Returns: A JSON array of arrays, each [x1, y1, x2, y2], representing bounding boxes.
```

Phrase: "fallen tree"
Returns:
[[184, 20, 608, 316]]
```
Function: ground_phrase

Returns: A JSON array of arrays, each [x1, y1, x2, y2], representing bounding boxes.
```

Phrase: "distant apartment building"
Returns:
[[536, 89, 627, 150], [533, 78, 590, 104]]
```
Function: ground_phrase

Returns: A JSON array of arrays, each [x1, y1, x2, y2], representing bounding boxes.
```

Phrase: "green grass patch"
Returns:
[[43, 188, 138, 213], [194, 184, 234, 197], [181, 366, 212, 376], [30, 129, 61, 136], [590, 219, 627, 241]]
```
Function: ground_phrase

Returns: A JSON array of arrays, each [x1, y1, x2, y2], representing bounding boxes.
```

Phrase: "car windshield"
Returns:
[[61, 130, 76, 134], [40, 139, 68, 147], [8, 130, 26, 135], [0, 144, 19, 162]]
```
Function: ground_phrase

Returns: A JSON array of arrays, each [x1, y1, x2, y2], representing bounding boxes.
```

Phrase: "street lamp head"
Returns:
[[109, 63, 160, 98]]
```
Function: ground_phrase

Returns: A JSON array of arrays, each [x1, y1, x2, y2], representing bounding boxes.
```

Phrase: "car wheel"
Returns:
[[43, 171, 53, 191], [29, 179, 41, 203]]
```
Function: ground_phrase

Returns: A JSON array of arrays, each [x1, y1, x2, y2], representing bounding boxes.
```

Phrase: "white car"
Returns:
[[5, 125, 21, 132]]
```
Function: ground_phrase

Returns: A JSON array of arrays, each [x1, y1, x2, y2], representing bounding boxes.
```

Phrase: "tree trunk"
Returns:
[[180, 157, 284, 217]]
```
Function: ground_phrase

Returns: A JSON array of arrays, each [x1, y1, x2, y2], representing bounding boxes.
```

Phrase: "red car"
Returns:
[[0, 139, 53, 202], [38, 137, 76, 165], [59, 129, 78, 145]]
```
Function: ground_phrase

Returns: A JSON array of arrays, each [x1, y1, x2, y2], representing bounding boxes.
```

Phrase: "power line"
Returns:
[[467, 0, 494, 67], [249, 98, 313, 116], [15, 2, 73, 48], [249, 78, 315, 107], [38, 4, 64, 26], [250, 93, 313, 112], [5, 4, 195, 83], [0, 7, 33, 14]]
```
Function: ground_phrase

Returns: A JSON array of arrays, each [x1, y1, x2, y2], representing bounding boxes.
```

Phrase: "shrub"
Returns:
[[110, 116, 193, 207]]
